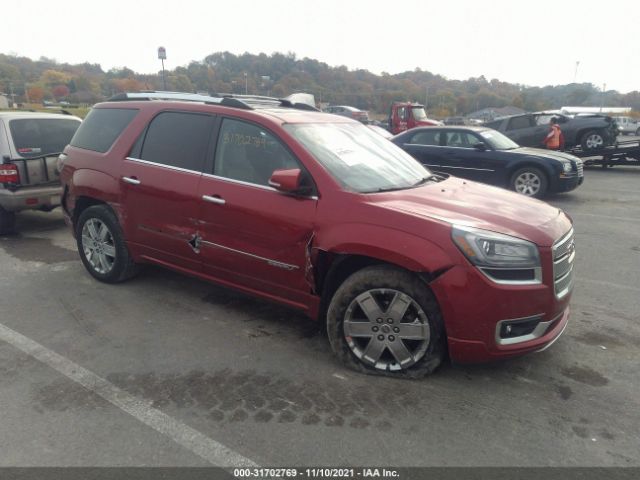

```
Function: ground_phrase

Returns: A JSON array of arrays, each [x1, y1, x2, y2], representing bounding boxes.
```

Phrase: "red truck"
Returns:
[[388, 102, 442, 134], [60, 92, 573, 377]]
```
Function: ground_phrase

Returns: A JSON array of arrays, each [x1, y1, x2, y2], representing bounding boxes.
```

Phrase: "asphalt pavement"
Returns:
[[0, 166, 638, 467]]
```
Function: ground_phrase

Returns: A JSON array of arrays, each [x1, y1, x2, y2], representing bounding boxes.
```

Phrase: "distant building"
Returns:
[[0, 94, 9, 109], [467, 106, 525, 122]]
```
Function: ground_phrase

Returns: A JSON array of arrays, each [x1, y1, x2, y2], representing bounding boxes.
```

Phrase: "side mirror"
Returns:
[[473, 142, 487, 151], [268, 168, 303, 193]]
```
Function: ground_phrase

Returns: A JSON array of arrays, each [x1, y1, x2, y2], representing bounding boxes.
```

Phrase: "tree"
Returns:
[[27, 86, 45, 103], [52, 84, 70, 99], [41, 69, 71, 87]]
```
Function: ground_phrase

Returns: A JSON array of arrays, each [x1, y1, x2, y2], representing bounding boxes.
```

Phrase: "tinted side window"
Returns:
[[140, 112, 212, 172], [10, 118, 80, 157], [507, 116, 533, 130], [71, 108, 137, 153], [535, 115, 553, 125], [408, 130, 441, 145], [214, 118, 299, 186], [444, 132, 480, 148]]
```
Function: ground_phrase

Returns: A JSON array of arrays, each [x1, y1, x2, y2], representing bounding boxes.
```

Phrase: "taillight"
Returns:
[[0, 164, 20, 184]]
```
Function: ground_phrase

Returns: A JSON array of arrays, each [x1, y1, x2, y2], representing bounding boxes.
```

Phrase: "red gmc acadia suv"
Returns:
[[59, 92, 575, 377]]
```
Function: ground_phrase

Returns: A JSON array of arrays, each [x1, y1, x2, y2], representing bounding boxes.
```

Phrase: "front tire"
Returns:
[[510, 166, 548, 198], [326, 265, 445, 378], [76, 205, 139, 283], [581, 130, 605, 150]]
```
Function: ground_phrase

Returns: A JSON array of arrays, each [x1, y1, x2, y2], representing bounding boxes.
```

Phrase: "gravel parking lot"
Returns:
[[0, 166, 638, 467]]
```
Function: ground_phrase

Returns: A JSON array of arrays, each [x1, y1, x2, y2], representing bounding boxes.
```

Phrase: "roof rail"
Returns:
[[107, 91, 319, 112]]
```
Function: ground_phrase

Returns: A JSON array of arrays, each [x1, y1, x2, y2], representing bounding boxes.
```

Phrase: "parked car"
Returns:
[[0, 112, 82, 233], [60, 91, 574, 377], [615, 116, 640, 135], [392, 126, 584, 198], [324, 105, 369, 123], [485, 112, 618, 151]]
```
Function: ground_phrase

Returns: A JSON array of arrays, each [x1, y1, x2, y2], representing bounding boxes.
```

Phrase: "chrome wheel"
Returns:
[[343, 289, 430, 371], [514, 171, 541, 196], [81, 218, 116, 274], [584, 133, 604, 149]]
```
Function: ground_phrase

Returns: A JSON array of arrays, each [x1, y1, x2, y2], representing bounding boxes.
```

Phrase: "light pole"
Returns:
[[158, 47, 167, 90], [425, 85, 429, 111], [573, 61, 580, 83], [600, 83, 606, 113], [244, 72, 248, 95]]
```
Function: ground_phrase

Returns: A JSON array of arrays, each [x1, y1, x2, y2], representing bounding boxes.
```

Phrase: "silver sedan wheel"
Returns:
[[343, 289, 430, 371], [514, 171, 541, 196], [585, 133, 604, 149], [81, 218, 116, 274]]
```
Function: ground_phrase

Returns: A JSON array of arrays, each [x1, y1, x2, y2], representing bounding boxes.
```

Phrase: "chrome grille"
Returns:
[[553, 229, 575, 299], [576, 161, 584, 177]]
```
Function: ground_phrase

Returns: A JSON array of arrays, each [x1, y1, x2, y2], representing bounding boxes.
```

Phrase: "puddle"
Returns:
[[0, 235, 77, 264]]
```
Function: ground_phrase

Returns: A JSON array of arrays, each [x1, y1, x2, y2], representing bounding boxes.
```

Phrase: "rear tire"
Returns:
[[580, 130, 605, 150], [76, 205, 139, 283], [0, 207, 16, 235], [326, 265, 445, 378], [510, 166, 548, 198]]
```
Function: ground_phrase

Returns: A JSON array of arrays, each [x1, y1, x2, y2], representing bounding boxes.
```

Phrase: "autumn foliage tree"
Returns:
[[27, 86, 45, 103], [52, 84, 70, 99]]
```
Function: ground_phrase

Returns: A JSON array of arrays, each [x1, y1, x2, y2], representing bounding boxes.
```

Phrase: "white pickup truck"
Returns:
[[616, 116, 640, 136], [0, 111, 81, 233]]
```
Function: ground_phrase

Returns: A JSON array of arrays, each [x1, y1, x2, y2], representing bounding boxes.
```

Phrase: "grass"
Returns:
[[1, 104, 91, 119]]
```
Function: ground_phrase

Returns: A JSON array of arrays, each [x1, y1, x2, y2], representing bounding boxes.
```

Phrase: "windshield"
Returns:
[[412, 107, 428, 121], [284, 123, 431, 193], [479, 129, 520, 150]]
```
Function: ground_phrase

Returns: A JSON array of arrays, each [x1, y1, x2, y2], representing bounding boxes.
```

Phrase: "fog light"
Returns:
[[499, 315, 543, 339]]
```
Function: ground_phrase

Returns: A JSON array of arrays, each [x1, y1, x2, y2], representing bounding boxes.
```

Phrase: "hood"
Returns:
[[513, 147, 580, 163], [368, 176, 572, 247]]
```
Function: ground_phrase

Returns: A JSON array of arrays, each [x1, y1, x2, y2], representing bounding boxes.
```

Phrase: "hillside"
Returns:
[[1, 51, 639, 116]]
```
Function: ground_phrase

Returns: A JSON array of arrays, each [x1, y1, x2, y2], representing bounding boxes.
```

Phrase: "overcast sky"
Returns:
[[4, 0, 639, 93]]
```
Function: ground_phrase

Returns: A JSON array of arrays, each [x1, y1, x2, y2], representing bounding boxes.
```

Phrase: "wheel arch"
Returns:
[[311, 226, 455, 322], [507, 159, 554, 187], [68, 169, 122, 229]]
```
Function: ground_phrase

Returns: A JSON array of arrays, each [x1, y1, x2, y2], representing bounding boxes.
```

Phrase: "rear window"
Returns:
[[70, 108, 138, 153], [9, 118, 81, 158]]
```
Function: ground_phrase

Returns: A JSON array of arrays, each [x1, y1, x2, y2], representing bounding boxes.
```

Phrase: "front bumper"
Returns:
[[430, 259, 572, 364], [554, 174, 583, 193]]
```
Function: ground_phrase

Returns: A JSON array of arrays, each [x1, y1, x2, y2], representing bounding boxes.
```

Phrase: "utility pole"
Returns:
[[573, 61, 580, 83], [600, 83, 606, 112], [244, 72, 248, 95], [8, 82, 15, 107]]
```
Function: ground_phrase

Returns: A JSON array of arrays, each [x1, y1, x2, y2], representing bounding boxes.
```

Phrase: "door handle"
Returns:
[[202, 195, 226, 205], [122, 176, 141, 185]]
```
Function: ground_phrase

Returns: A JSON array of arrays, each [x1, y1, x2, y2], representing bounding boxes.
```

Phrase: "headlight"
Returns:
[[562, 162, 572, 173], [452, 225, 540, 270]]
